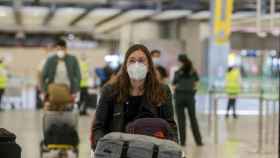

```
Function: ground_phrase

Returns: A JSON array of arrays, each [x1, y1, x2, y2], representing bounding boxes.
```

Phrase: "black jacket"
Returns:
[[173, 69, 199, 94], [93, 84, 178, 145]]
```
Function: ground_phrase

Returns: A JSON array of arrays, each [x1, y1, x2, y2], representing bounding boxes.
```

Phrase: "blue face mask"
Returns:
[[95, 78, 101, 86], [152, 58, 160, 65], [109, 62, 119, 70]]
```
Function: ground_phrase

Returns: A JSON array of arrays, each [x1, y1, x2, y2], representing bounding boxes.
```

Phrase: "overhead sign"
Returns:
[[213, 0, 234, 44]]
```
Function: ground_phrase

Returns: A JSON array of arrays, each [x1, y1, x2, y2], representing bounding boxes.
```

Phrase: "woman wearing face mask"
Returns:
[[172, 54, 203, 147], [92, 44, 177, 146]]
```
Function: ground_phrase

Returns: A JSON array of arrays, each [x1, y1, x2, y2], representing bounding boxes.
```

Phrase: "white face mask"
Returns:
[[57, 50, 65, 58], [152, 58, 160, 65], [127, 62, 148, 80]]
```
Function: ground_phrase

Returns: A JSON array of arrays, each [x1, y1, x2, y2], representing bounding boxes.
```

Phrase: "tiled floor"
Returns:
[[0, 109, 278, 158]]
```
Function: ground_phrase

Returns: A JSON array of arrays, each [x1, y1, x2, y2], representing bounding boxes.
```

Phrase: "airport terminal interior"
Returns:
[[0, 0, 279, 158]]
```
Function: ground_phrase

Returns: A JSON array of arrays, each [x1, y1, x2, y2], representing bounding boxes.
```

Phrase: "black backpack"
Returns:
[[0, 128, 21, 158], [0, 128, 16, 142]]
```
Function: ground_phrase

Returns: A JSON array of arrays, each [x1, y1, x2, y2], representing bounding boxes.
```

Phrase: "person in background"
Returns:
[[102, 64, 116, 85], [172, 54, 203, 146], [78, 54, 90, 115], [93, 44, 177, 145], [225, 66, 241, 119], [0, 58, 7, 111], [37, 44, 55, 81], [42, 38, 81, 108], [36, 44, 55, 109], [98, 55, 121, 87], [151, 50, 168, 84]]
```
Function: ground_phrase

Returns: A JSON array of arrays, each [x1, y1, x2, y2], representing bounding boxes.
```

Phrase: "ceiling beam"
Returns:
[[95, 10, 125, 27], [13, 1, 22, 26], [43, 6, 56, 25], [14, 10, 22, 25], [69, 9, 91, 26]]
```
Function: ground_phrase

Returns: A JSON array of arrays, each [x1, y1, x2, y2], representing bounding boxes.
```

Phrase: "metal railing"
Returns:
[[208, 87, 279, 154]]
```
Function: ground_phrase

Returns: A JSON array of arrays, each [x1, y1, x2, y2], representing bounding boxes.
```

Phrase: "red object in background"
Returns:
[[153, 131, 166, 139], [126, 118, 176, 141]]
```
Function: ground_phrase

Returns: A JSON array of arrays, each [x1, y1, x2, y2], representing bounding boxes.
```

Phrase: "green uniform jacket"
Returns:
[[80, 60, 90, 88], [0, 63, 7, 89], [42, 54, 81, 93]]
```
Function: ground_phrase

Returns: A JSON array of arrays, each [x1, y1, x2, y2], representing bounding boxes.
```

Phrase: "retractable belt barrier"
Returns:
[[208, 88, 279, 154]]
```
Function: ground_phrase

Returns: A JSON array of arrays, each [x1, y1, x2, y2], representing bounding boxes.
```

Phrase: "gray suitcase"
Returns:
[[95, 132, 184, 158]]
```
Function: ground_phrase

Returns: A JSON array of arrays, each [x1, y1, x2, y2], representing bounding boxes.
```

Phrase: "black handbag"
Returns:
[[0, 128, 21, 158]]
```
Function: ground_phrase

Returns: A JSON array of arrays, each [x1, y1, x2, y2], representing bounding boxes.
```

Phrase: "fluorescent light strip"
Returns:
[[22, 6, 49, 26], [152, 10, 191, 21], [189, 11, 210, 20], [0, 6, 16, 26], [232, 11, 256, 20], [233, 13, 280, 25]]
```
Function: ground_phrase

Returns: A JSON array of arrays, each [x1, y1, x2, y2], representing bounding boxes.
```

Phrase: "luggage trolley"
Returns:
[[40, 111, 79, 158]]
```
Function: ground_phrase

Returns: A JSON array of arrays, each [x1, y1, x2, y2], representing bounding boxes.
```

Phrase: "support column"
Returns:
[[119, 23, 133, 54], [208, 0, 234, 88], [208, 41, 230, 87], [119, 22, 160, 54], [131, 21, 160, 43], [180, 20, 208, 75]]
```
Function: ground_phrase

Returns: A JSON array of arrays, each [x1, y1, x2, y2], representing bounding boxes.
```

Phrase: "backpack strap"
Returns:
[[152, 144, 159, 158], [121, 141, 129, 158]]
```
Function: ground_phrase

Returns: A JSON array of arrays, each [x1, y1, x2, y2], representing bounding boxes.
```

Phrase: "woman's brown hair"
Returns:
[[108, 44, 166, 106]]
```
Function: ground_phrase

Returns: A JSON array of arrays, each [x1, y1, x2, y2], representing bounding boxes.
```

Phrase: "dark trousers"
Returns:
[[0, 89, 5, 109], [78, 87, 89, 113], [175, 93, 202, 146], [227, 98, 237, 115], [35, 87, 43, 110]]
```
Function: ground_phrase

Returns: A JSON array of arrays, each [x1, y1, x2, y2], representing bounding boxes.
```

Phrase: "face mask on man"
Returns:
[[127, 62, 148, 80], [109, 62, 119, 70], [152, 58, 160, 65], [57, 50, 65, 58]]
